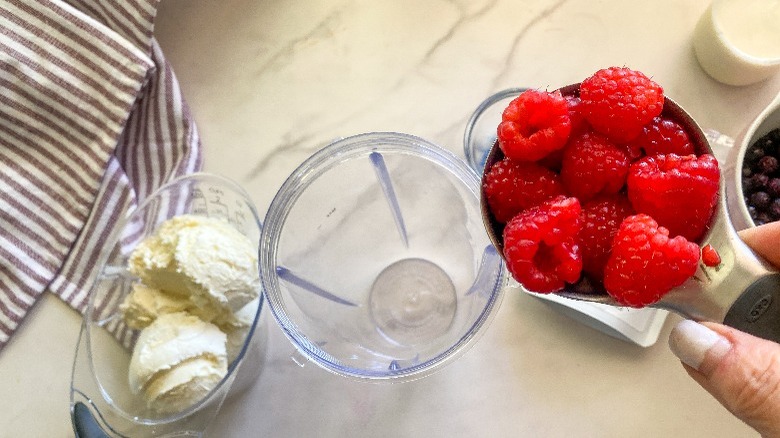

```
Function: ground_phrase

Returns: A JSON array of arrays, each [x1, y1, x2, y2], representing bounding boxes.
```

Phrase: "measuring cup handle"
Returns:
[[723, 273, 780, 343]]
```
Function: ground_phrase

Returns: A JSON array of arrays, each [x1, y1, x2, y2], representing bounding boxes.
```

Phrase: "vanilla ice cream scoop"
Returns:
[[128, 215, 260, 323], [120, 282, 251, 332], [120, 283, 191, 330], [128, 312, 228, 413], [143, 356, 226, 415]]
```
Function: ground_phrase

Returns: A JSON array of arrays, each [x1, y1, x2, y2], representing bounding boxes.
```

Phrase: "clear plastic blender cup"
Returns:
[[70, 172, 267, 437], [260, 132, 506, 381]]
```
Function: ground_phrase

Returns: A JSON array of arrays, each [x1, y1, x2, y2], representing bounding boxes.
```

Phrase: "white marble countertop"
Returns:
[[3, 0, 780, 436]]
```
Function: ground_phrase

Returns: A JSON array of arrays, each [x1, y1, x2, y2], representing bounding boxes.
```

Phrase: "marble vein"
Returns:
[[489, 0, 570, 90], [419, 0, 499, 62], [245, 131, 322, 178], [244, 0, 572, 183], [247, 0, 503, 178], [250, 2, 353, 79]]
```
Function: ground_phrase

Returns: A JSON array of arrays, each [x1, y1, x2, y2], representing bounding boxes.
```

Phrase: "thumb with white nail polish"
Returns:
[[669, 319, 780, 437]]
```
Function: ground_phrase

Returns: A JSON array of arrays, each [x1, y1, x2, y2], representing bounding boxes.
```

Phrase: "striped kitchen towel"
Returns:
[[0, 0, 202, 350]]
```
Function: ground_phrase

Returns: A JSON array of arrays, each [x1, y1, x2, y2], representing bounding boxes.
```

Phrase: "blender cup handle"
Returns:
[[723, 273, 780, 343], [72, 402, 110, 438]]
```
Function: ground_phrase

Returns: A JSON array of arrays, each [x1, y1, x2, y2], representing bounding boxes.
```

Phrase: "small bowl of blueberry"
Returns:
[[731, 94, 780, 230]]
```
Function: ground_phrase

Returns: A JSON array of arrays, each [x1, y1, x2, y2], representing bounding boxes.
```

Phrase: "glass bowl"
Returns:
[[71, 172, 267, 437]]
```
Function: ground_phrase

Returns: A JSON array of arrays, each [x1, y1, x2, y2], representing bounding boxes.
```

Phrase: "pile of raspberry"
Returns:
[[741, 127, 780, 225], [483, 67, 720, 308]]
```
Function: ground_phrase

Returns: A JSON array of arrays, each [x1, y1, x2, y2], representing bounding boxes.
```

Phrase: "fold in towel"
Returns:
[[0, 0, 202, 350]]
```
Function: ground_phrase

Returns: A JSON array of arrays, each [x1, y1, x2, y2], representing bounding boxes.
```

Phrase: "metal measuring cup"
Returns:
[[480, 83, 780, 343]]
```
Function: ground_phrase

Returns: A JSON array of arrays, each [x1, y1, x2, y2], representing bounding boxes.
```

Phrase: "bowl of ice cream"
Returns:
[[728, 92, 780, 230], [71, 173, 267, 437]]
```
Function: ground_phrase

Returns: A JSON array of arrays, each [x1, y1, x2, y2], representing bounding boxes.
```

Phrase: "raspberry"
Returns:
[[578, 194, 634, 281], [634, 116, 694, 157], [603, 214, 700, 307], [619, 143, 644, 162], [537, 148, 565, 172], [483, 158, 565, 223], [627, 153, 719, 242], [565, 95, 589, 136], [497, 90, 572, 162], [580, 67, 664, 143], [560, 131, 631, 202], [701, 244, 721, 267], [503, 196, 582, 293]]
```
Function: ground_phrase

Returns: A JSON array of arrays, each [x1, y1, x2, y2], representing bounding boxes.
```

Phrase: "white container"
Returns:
[[693, 0, 780, 86], [728, 92, 780, 230]]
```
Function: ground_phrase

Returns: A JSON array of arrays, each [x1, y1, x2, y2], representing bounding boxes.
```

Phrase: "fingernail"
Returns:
[[668, 320, 732, 372]]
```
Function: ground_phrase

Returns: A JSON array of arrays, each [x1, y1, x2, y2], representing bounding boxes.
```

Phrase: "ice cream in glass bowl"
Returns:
[[71, 173, 267, 437]]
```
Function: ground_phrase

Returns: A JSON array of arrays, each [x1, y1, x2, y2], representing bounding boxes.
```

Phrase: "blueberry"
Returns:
[[747, 147, 766, 164], [751, 191, 771, 210], [759, 156, 779, 174], [755, 212, 772, 225], [742, 130, 780, 221], [769, 128, 780, 143], [768, 178, 780, 197], [751, 173, 769, 190], [743, 177, 754, 192], [760, 138, 777, 156]]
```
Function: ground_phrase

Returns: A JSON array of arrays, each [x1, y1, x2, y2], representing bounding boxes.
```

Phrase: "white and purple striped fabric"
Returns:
[[0, 0, 202, 350]]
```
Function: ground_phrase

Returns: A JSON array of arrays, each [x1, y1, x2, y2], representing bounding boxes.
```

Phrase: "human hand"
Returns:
[[668, 221, 780, 437]]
